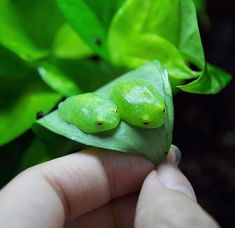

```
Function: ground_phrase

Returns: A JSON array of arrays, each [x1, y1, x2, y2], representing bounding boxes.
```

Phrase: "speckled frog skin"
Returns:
[[111, 81, 165, 128], [58, 93, 120, 133], [58, 81, 165, 133]]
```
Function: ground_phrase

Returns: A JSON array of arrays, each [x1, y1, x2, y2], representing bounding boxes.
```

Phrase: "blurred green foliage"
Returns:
[[0, 0, 231, 187]]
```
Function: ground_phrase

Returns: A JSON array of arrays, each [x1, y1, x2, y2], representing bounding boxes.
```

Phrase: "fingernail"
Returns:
[[157, 164, 197, 201], [167, 145, 182, 166]]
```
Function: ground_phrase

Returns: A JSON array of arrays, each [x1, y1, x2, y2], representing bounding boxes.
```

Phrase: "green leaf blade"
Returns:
[[0, 45, 31, 77], [108, 0, 196, 80], [52, 24, 93, 60], [38, 62, 81, 96], [108, 0, 230, 94], [57, 0, 109, 58], [179, 64, 232, 94], [0, 0, 48, 61], [36, 61, 174, 163], [0, 84, 61, 145]]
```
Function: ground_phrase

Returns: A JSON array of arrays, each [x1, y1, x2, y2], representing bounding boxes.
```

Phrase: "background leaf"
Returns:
[[12, 0, 64, 50], [0, 0, 48, 61], [18, 135, 78, 171], [108, 0, 195, 79], [18, 138, 53, 171], [37, 59, 123, 94], [178, 0, 231, 93], [192, 0, 208, 24], [36, 61, 173, 163], [52, 24, 93, 59], [0, 45, 31, 77], [108, 0, 231, 94], [0, 74, 61, 145], [57, 0, 126, 59], [38, 62, 82, 96]]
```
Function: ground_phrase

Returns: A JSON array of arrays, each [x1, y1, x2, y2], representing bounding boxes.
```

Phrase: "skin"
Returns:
[[58, 93, 120, 133], [0, 147, 219, 228], [111, 80, 166, 128]]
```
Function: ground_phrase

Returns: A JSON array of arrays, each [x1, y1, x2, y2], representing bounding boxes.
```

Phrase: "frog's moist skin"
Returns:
[[111, 80, 165, 128], [58, 93, 120, 133]]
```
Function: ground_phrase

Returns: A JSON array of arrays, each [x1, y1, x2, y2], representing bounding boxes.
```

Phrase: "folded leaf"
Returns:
[[178, 0, 231, 93], [36, 61, 173, 163], [108, 0, 194, 79], [108, 0, 231, 94], [179, 64, 232, 94]]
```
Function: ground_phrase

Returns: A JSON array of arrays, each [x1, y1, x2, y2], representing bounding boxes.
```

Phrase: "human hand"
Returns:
[[0, 147, 218, 228]]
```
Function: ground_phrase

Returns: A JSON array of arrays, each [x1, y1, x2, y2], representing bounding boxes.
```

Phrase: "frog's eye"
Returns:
[[96, 121, 103, 126], [143, 121, 150, 125]]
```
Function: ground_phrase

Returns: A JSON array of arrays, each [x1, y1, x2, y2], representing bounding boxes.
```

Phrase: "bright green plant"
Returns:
[[0, 0, 231, 178]]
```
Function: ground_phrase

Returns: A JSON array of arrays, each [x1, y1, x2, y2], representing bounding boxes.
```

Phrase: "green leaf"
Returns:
[[46, 59, 122, 92], [0, 136, 29, 187], [178, 0, 204, 67], [18, 136, 77, 171], [38, 62, 82, 96], [36, 61, 173, 163], [110, 33, 198, 80], [0, 45, 31, 77], [192, 0, 208, 25], [13, 0, 64, 50], [179, 64, 232, 94], [57, 0, 126, 59], [0, 0, 65, 61], [37, 58, 122, 96], [19, 138, 53, 171], [0, 75, 61, 146], [108, 0, 230, 94], [192, 0, 205, 10], [0, 0, 48, 61], [178, 0, 231, 93], [82, 0, 126, 29], [108, 0, 195, 79], [52, 24, 93, 59]]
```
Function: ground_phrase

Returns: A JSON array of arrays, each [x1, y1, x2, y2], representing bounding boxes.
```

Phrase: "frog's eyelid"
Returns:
[[96, 121, 103, 126]]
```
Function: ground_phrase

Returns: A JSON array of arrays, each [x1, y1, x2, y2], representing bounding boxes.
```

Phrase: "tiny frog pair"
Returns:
[[58, 81, 165, 133]]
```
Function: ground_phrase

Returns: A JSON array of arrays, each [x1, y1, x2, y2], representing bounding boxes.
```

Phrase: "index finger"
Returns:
[[0, 148, 154, 228]]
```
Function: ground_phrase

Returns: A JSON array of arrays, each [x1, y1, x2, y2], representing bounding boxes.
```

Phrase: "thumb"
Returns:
[[157, 164, 196, 201], [135, 164, 219, 228]]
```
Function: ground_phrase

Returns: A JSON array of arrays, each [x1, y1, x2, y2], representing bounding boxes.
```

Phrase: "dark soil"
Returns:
[[174, 0, 235, 227]]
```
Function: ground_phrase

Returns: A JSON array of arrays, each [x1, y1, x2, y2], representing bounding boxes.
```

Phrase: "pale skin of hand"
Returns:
[[0, 147, 219, 228]]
